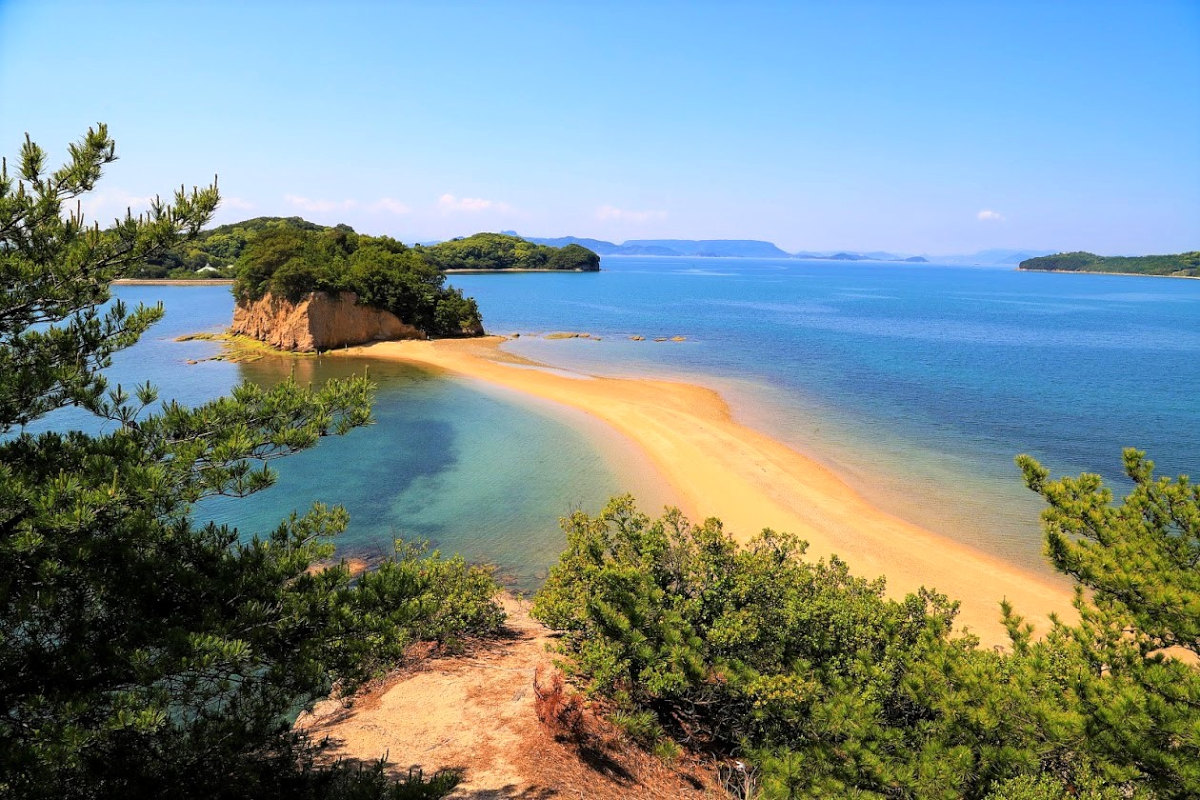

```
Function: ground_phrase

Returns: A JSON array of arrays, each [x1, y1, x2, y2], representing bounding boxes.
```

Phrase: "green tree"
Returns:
[[1, 129, 501, 799], [534, 460, 1200, 798], [232, 223, 483, 337]]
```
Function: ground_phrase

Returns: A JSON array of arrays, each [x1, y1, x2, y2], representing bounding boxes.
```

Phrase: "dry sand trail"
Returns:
[[338, 336, 1075, 646], [299, 594, 722, 798]]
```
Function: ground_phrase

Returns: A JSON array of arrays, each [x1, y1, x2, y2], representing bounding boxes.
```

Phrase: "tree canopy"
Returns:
[[1018, 251, 1200, 278], [417, 232, 601, 272], [124, 221, 602, 280], [231, 223, 484, 338], [1, 128, 503, 799], [533, 449, 1200, 799]]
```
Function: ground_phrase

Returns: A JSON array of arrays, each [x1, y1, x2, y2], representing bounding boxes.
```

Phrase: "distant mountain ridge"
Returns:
[[506, 232, 1052, 265]]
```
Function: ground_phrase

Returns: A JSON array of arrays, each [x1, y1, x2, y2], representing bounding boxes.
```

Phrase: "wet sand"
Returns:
[[339, 336, 1075, 645]]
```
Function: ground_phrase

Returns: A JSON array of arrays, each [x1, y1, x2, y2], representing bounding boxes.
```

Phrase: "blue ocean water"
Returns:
[[28, 262, 1200, 583], [449, 258, 1200, 572]]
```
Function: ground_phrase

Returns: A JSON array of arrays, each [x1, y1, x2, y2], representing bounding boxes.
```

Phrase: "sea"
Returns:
[[28, 258, 1200, 590]]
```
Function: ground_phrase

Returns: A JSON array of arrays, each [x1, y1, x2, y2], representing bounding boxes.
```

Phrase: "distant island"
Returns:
[[165, 219, 603, 351], [1018, 251, 1200, 278], [508, 234, 1051, 264], [123, 217, 600, 280], [123, 219, 1068, 273], [418, 232, 600, 272]]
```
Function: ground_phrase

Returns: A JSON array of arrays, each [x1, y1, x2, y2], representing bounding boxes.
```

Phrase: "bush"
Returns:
[[533, 486, 1200, 799]]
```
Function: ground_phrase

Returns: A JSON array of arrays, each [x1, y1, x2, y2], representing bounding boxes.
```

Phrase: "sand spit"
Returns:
[[338, 337, 1075, 645]]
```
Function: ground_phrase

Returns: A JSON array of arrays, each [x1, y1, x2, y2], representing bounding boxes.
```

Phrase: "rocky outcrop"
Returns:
[[232, 291, 427, 352]]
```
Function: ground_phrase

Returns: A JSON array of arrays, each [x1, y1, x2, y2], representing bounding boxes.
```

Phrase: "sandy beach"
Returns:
[[339, 336, 1075, 646]]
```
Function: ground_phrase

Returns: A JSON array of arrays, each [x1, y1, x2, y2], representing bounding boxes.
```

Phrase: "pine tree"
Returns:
[[0, 128, 499, 799]]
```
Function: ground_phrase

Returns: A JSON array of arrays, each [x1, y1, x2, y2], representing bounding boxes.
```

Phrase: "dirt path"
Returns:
[[298, 594, 721, 798]]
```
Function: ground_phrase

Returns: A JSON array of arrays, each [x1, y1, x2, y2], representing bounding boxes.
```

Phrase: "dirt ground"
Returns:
[[297, 594, 724, 799]]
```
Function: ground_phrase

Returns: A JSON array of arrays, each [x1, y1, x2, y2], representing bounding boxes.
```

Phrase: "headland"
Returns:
[[337, 336, 1076, 647]]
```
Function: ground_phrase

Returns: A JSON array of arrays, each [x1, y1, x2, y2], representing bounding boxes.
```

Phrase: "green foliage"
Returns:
[[129, 221, 602, 279], [232, 223, 484, 337], [534, 483, 1200, 799], [417, 232, 601, 271], [324, 542, 506, 687], [609, 709, 667, 746], [1019, 251, 1200, 277], [128, 216, 324, 279], [1017, 448, 1198, 657], [0, 130, 503, 799]]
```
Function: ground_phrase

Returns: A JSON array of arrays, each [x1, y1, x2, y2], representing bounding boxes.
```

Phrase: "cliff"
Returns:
[[232, 291, 430, 352]]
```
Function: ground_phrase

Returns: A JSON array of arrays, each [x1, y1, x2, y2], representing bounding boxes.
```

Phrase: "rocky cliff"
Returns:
[[232, 291, 428, 352]]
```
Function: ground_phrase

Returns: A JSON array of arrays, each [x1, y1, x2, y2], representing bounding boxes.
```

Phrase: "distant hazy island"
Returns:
[[509, 234, 1049, 264], [1018, 251, 1200, 278]]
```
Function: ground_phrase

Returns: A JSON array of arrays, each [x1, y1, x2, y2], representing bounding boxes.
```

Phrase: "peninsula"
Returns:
[[1019, 250, 1200, 278]]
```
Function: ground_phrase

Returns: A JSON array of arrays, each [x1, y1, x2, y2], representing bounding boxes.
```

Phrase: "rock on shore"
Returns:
[[232, 291, 427, 352]]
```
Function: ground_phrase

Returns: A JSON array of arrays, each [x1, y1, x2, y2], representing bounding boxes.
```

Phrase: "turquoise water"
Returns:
[[28, 285, 667, 590], [449, 258, 1200, 573], [29, 262, 1200, 583]]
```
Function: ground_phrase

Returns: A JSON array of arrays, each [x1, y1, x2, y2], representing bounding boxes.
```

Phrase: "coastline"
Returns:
[[442, 268, 595, 274], [1016, 267, 1198, 280], [336, 336, 1076, 647], [112, 278, 234, 286]]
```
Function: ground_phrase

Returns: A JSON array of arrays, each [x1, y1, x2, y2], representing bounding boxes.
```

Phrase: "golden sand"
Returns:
[[338, 336, 1075, 646]]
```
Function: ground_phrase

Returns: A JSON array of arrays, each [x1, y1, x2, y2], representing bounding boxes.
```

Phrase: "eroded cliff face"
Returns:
[[232, 291, 427, 352]]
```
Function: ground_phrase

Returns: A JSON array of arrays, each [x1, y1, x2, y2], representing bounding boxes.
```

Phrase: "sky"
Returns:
[[1, 0, 1197, 255]]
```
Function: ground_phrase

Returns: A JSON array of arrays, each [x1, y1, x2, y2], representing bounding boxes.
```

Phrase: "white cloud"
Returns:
[[370, 197, 411, 215], [221, 196, 255, 211], [596, 205, 667, 223], [284, 194, 357, 213], [76, 190, 156, 222], [977, 209, 1005, 222], [437, 193, 511, 213]]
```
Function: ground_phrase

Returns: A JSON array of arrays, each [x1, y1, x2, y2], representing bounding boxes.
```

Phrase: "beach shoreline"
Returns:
[[336, 336, 1076, 647], [112, 278, 234, 286]]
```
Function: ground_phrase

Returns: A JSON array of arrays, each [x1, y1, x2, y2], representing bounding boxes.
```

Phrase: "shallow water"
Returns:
[[451, 258, 1200, 574], [26, 285, 668, 591], [26, 261, 1200, 584]]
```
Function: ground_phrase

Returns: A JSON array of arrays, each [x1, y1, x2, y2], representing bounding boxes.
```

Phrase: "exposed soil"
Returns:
[[298, 594, 724, 798]]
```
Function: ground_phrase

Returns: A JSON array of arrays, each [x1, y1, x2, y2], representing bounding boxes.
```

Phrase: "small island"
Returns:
[[1018, 250, 1199, 278], [418, 232, 600, 272], [221, 221, 599, 351]]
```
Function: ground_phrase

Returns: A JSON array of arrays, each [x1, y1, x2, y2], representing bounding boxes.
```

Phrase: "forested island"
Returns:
[[125, 218, 600, 279], [418, 232, 600, 272], [1019, 251, 1200, 278], [231, 222, 484, 342], [134, 219, 600, 348]]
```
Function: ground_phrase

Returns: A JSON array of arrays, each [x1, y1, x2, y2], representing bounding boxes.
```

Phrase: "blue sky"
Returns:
[[2, 0, 1197, 254]]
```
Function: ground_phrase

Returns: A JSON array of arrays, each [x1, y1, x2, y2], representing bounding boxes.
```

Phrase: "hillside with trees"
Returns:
[[1019, 251, 1200, 278]]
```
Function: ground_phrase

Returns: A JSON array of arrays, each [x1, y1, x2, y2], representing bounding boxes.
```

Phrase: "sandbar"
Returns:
[[338, 336, 1075, 646]]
